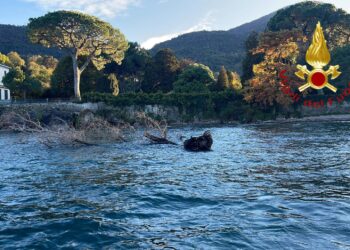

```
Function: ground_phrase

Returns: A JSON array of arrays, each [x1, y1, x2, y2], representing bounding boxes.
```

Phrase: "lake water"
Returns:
[[0, 122, 350, 249]]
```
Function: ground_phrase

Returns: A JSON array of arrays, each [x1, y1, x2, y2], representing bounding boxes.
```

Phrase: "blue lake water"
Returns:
[[0, 122, 350, 249]]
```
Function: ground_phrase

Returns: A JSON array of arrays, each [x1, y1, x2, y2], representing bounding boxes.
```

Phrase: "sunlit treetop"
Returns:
[[27, 11, 129, 70]]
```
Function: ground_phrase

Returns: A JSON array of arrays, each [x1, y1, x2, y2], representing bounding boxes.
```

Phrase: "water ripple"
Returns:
[[0, 122, 350, 249]]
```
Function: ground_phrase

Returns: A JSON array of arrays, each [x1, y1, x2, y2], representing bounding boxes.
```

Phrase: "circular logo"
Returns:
[[309, 70, 328, 89]]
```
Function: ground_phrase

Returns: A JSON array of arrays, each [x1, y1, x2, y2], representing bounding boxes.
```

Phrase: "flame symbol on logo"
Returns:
[[295, 22, 341, 93]]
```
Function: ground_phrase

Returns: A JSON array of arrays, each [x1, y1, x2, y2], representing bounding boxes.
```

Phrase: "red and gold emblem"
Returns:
[[295, 22, 341, 93]]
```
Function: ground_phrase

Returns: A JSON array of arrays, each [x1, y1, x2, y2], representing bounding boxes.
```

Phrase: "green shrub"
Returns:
[[82, 91, 273, 122]]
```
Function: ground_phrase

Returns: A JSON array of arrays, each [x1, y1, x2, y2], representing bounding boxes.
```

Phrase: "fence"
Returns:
[[0, 98, 75, 105]]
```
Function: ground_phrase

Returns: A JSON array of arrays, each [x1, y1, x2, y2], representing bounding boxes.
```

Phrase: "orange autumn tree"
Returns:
[[244, 30, 306, 108]]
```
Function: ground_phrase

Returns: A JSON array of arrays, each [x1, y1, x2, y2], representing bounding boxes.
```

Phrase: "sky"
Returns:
[[1, 0, 350, 49]]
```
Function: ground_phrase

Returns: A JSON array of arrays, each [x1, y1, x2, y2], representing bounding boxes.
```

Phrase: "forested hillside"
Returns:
[[0, 24, 61, 57], [150, 13, 275, 73]]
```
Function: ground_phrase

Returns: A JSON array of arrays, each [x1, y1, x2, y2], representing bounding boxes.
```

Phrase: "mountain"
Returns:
[[150, 12, 275, 73], [0, 24, 61, 58]]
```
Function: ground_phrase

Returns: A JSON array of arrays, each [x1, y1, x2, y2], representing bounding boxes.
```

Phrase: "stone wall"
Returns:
[[0, 102, 182, 125], [2, 101, 350, 126]]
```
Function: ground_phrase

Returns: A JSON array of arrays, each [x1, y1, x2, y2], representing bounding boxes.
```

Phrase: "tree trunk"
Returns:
[[72, 55, 81, 101]]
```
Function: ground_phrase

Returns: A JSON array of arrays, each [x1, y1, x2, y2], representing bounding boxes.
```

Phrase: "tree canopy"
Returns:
[[173, 63, 215, 93], [27, 11, 129, 99], [142, 49, 180, 93]]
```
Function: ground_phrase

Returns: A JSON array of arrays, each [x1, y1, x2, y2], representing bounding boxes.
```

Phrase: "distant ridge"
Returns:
[[150, 12, 275, 73], [0, 24, 61, 58]]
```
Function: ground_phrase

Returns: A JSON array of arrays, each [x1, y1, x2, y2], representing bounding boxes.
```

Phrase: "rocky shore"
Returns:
[[1, 102, 350, 130]]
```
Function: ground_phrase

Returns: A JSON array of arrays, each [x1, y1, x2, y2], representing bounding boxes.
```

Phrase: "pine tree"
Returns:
[[216, 66, 229, 91]]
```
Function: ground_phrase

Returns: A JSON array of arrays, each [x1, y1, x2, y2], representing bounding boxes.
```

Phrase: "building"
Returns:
[[0, 64, 11, 101]]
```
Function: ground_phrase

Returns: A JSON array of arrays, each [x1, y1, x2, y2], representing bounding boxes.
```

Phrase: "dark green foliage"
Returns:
[[214, 66, 229, 91], [0, 25, 61, 57], [51, 56, 114, 98], [142, 49, 180, 93], [3, 67, 44, 98], [23, 77, 44, 97], [3, 67, 26, 97], [241, 32, 264, 83], [82, 91, 272, 122], [267, 1, 350, 33], [332, 45, 350, 89], [173, 64, 214, 93], [50, 57, 73, 97], [104, 42, 151, 93], [267, 1, 350, 51], [150, 13, 274, 73]]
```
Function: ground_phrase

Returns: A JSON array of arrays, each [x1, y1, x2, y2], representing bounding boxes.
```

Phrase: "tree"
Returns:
[[244, 30, 305, 108], [28, 11, 129, 100], [3, 67, 26, 98], [173, 63, 215, 93], [214, 66, 229, 91], [227, 71, 242, 91], [7, 51, 25, 68], [267, 1, 350, 50], [331, 45, 350, 90], [142, 49, 180, 93], [23, 77, 44, 97], [243, 1, 350, 110], [241, 32, 264, 83], [50, 56, 74, 97], [0, 53, 10, 66], [51, 56, 116, 98], [105, 42, 151, 93], [26, 55, 58, 91]]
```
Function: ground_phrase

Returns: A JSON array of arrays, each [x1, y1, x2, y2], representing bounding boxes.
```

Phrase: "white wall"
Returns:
[[0, 65, 9, 86], [0, 88, 10, 100]]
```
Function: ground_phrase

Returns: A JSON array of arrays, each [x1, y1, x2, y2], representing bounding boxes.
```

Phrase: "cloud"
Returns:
[[141, 11, 215, 49], [24, 0, 139, 18]]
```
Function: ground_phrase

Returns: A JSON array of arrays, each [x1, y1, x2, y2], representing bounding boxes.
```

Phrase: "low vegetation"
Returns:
[[1, 1, 350, 125]]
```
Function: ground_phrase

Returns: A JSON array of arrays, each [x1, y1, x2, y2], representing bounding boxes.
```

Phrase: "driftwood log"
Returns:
[[137, 112, 178, 145], [184, 131, 213, 152], [144, 132, 177, 145]]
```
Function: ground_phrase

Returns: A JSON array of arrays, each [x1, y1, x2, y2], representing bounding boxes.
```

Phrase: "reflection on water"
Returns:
[[1, 122, 350, 249]]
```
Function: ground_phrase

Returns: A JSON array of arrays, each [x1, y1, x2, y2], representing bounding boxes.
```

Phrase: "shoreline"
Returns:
[[261, 113, 350, 124], [168, 113, 350, 128], [2, 102, 350, 131]]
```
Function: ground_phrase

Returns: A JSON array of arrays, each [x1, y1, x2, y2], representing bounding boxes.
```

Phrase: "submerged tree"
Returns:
[[27, 11, 129, 100]]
